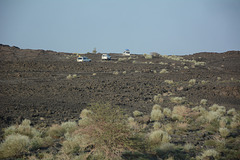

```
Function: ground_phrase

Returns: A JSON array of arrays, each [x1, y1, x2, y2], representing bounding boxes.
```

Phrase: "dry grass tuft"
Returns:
[[170, 97, 186, 104], [227, 108, 237, 116], [158, 143, 176, 152], [153, 122, 161, 130], [200, 99, 207, 105], [164, 80, 174, 84], [80, 109, 93, 119], [153, 94, 164, 104], [0, 134, 30, 159], [219, 117, 228, 128], [4, 119, 40, 138], [144, 54, 153, 59], [163, 108, 172, 118], [201, 149, 219, 159], [183, 143, 194, 152], [172, 105, 192, 121], [133, 110, 143, 117], [113, 71, 119, 75], [219, 127, 230, 138], [151, 109, 164, 122], [78, 117, 93, 127], [189, 79, 196, 85], [61, 121, 78, 133], [160, 69, 169, 74], [163, 123, 174, 134], [152, 104, 162, 110], [176, 122, 188, 131], [47, 124, 65, 139], [149, 130, 171, 147]]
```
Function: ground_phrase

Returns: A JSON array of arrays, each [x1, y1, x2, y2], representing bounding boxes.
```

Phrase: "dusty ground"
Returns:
[[0, 44, 240, 139]]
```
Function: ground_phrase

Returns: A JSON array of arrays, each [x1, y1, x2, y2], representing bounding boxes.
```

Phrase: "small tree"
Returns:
[[74, 103, 145, 159], [92, 47, 97, 54]]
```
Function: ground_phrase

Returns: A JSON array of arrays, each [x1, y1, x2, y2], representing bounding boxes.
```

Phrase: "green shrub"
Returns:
[[158, 143, 176, 152], [118, 58, 127, 61], [219, 117, 228, 128], [128, 117, 135, 123], [154, 94, 164, 104], [230, 121, 240, 129], [201, 149, 219, 159], [205, 111, 221, 123], [72, 74, 77, 78], [209, 104, 220, 111], [160, 69, 169, 74], [78, 117, 93, 127], [0, 134, 30, 159], [192, 106, 207, 115], [189, 79, 196, 85], [194, 61, 206, 66], [163, 123, 174, 134], [47, 124, 65, 139], [4, 119, 40, 138], [201, 80, 208, 85], [66, 74, 72, 79], [204, 119, 220, 133], [164, 80, 174, 84], [62, 135, 81, 155], [176, 122, 188, 131], [30, 136, 53, 150], [153, 122, 161, 130], [163, 108, 172, 118], [133, 110, 143, 117], [209, 104, 224, 112], [170, 97, 186, 104], [18, 119, 34, 137], [159, 62, 168, 65], [171, 105, 191, 121], [200, 99, 207, 105], [113, 71, 119, 75], [3, 125, 17, 137], [149, 130, 171, 147], [219, 127, 230, 138], [227, 108, 237, 116], [153, 104, 162, 111], [80, 109, 93, 119], [183, 143, 194, 152], [171, 113, 183, 121], [74, 103, 144, 159], [151, 109, 164, 121], [66, 74, 77, 79], [128, 117, 139, 130], [61, 121, 78, 133], [144, 54, 153, 59]]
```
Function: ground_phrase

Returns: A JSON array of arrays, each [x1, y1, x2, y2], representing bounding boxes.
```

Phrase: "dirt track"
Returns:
[[0, 44, 240, 139]]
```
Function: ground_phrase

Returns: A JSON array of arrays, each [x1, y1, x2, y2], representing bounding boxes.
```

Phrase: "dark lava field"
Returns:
[[0, 44, 240, 139]]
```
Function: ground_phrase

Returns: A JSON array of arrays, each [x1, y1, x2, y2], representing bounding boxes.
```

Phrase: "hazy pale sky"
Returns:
[[0, 0, 240, 55]]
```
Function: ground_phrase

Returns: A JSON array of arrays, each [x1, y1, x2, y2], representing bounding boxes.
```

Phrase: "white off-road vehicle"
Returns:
[[77, 56, 91, 62], [102, 54, 111, 60], [123, 49, 130, 56]]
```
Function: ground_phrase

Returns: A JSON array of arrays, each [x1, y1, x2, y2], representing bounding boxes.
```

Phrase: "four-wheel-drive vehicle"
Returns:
[[102, 54, 111, 60], [123, 49, 130, 56], [77, 56, 91, 62]]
